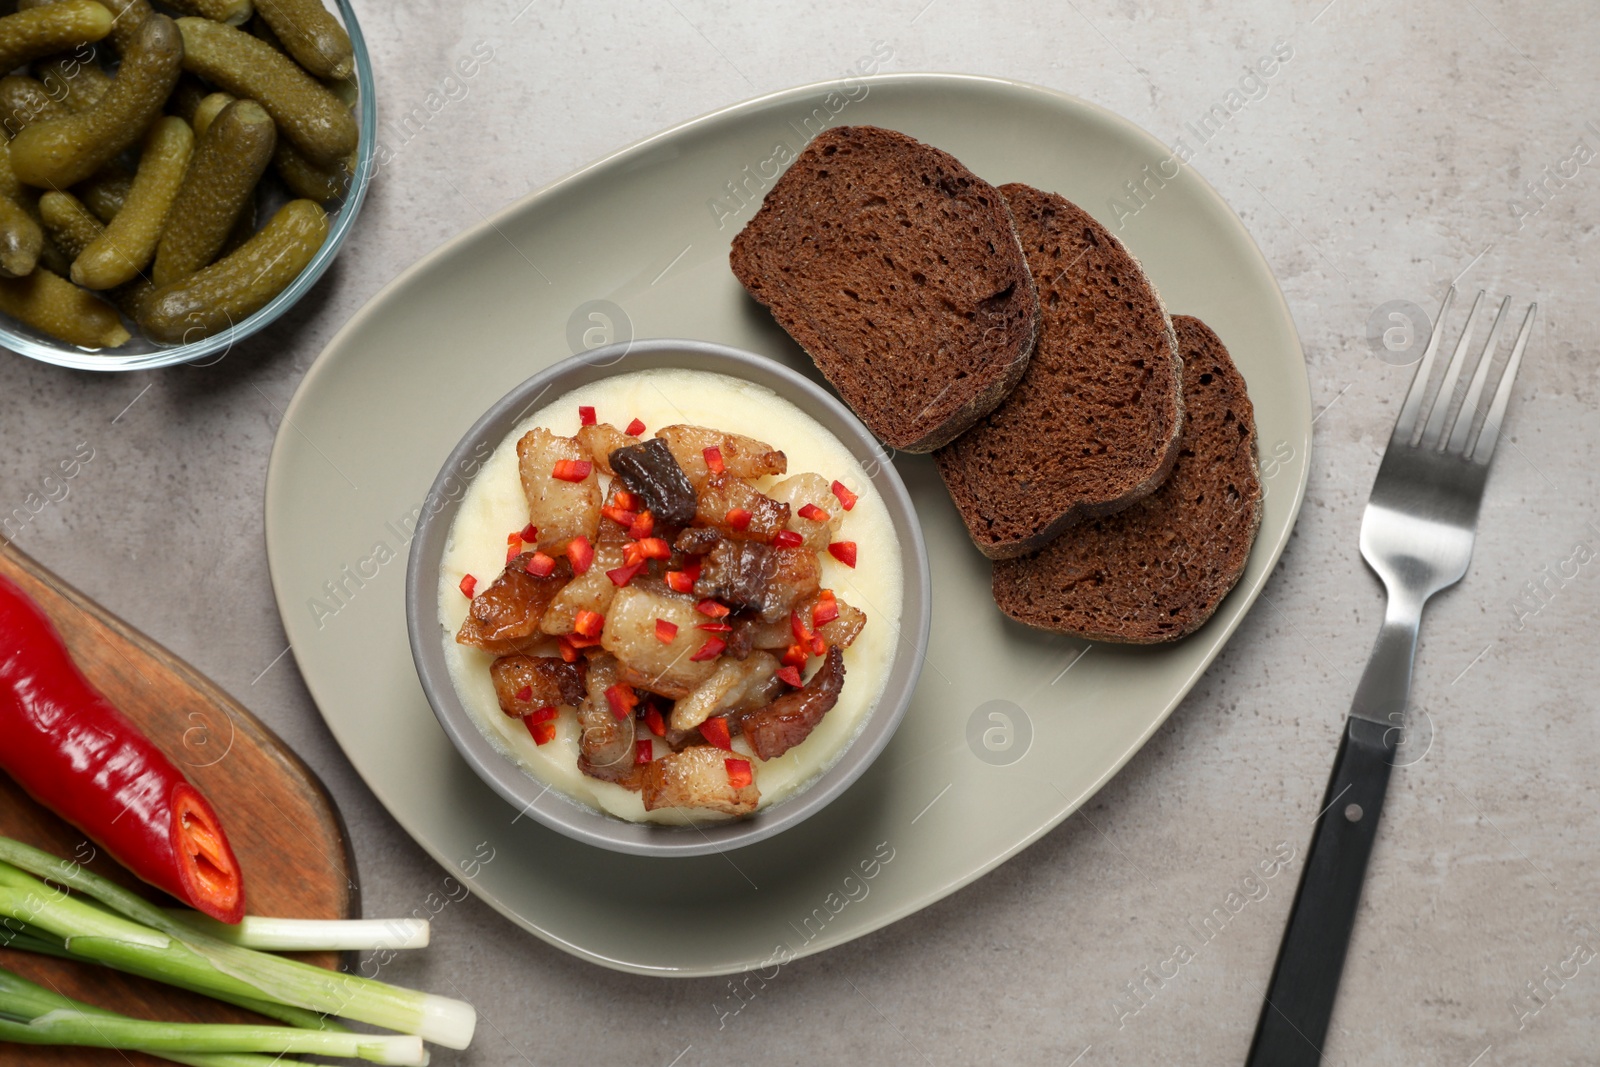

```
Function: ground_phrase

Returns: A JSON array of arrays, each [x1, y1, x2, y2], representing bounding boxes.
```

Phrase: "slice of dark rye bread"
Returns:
[[728, 126, 1040, 453], [991, 315, 1262, 643], [933, 183, 1185, 559]]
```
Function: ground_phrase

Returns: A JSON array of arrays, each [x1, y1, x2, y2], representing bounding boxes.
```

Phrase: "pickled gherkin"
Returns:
[[153, 101, 273, 287]]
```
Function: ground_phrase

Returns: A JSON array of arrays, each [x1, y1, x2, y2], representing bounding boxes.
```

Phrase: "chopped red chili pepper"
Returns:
[[635, 537, 671, 560], [810, 633, 826, 656], [689, 637, 726, 662], [695, 598, 730, 618], [665, 569, 695, 593], [644, 705, 666, 738], [827, 541, 858, 568], [791, 609, 813, 645], [724, 507, 753, 531], [565, 633, 603, 649], [812, 592, 840, 626], [696, 621, 732, 633], [605, 683, 639, 720], [655, 618, 678, 643], [514, 685, 533, 702], [797, 503, 830, 523], [578, 405, 597, 427], [526, 717, 557, 745], [557, 637, 579, 663], [772, 529, 804, 549], [781, 643, 809, 668], [458, 574, 477, 599], [525, 552, 557, 578], [505, 542, 521, 563], [606, 561, 645, 586], [526, 705, 558, 725], [700, 716, 732, 750], [627, 510, 655, 540], [551, 459, 592, 482], [567, 534, 594, 575], [507, 531, 523, 547], [775, 665, 804, 688], [725, 758, 753, 789], [702, 446, 725, 474], [625, 417, 646, 437], [830, 480, 858, 511], [613, 489, 643, 511], [602, 505, 638, 528], [519, 523, 538, 542], [574, 610, 605, 638], [634, 739, 654, 765]]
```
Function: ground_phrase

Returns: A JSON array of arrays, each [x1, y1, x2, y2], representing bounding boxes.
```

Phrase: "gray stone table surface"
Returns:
[[2, 1, 1596, 1064]]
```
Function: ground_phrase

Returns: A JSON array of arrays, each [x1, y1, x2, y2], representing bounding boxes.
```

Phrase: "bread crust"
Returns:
[[934, 183, 1185, 559], [991, 315, 1262, 643], [729, 126, 1040, 453]]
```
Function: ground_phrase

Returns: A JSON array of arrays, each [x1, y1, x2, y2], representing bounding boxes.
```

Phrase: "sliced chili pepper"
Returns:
[[689, 637, 726, 662], [624, 417, 646, 437], [702, 446, 725, 474], [791, 609, 813, 645], [724, 507, 753, 531], [567, 534, 594, 576], [613, 489, 643, 511], [524, 552, 557, 578], [514, 684, 533, 702], [644, 705, 667, 738], [605, 683, 639, 721], [830, 480, 858, 511], [627, 510, 655, 540], [827, 541, 858, 568], [665, 569, 695, 593], [564, 633, 603, 649], [526, 717, 557, 745], [551, 459, 592, 482], [775, 665, 804, 688], [0, 576, 245, 923], [782, 643, 809, 668], [574, 610, 605, 639], [458, 574, 477, 599], [696, 621, 731, 633], [557, 636, 579, 663], [635, 537, 671, 560], [810, 634, 826, 656], [655, 618, 678, 643], [520, 523, 538, 543], [700, 716, 732, 750], [578, 405, 597, 427], [525, 705, 558, 725], [505, 542, 521, 563], [772, 529, 804, 549], [725, 758, 753, 789], [812, 592, 840, 627], [602, 506, 637, 528], [797, 503, 830, 523], [634, 739, 653, 765], [695, 598, 730, 618], [607, 561, 645, 587]]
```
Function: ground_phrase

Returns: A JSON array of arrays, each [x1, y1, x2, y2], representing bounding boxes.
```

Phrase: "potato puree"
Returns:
[[437, 368, 903, 824]]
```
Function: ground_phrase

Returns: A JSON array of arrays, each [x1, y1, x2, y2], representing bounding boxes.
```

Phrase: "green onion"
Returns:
[[0, 1009, 424, 1064], [0, 841, 475, 1050], [167, 912, 430, 951]]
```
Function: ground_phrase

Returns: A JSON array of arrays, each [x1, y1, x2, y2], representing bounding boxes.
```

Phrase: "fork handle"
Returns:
[[1245, 716, 1397, 1067]]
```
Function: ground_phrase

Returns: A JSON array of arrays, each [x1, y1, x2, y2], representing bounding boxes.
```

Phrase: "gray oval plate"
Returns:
[[265, 73, 1311, 977]]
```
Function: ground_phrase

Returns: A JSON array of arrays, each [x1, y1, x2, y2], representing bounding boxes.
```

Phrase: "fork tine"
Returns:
[[1445, 295, 1511, 455], [1420, 290, 1486, 448], [1470, 302, 1536, 464], [1392, 286, 1455, 445]]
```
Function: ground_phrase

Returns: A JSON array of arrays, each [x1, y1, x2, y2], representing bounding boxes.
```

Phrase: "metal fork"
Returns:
[[1245, 287, 1537, 1066]]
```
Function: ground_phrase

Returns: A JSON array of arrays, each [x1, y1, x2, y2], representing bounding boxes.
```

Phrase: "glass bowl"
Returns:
[[0, 0, 377, 371]]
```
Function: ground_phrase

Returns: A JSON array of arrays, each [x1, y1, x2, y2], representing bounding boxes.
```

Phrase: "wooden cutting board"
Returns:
[[0, 544, 360, 1066]]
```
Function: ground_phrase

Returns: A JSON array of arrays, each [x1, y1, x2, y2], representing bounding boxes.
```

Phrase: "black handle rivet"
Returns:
[[1344, 803, 1364, 822]]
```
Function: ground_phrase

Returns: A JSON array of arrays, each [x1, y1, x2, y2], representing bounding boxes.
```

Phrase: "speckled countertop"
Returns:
[[2, 2, 1596, 1064]]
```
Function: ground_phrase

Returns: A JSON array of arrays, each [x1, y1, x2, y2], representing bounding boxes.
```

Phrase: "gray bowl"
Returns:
[[405, 339, 931, 856]]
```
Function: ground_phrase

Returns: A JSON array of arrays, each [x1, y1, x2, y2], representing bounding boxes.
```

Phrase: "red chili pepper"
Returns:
[[724, 507, 753, 531], [458, 574, 477, 599], [689, 637, 726, 662], [644, 705, 667, 738], [812, 592, 840, 627], [782, 643, 809, 668], [775, 665, 803, 688], [606, 561, 644, 587], [613, 489, 643, 511], [654, 618, 678, 643], [790, 609, 812, 645], [634, 740, 653, 765], [695, 621, 731, 633], [605, 683, 639, 720], [700, 716, 732, 750], [624, 417, 646, 437], [524, 552, 557, 578], [725, 758, 753, 789], [514, 685, 533, 702], [564, 633, 603, 649], [578, 405, 597, 427], [695, 599, 730, 618], [702, 446, 725, 474], [665, 569, 695, 594], [827, 541, 858, 568], [634, 537, 672, 560], [626, 510, 655, 540], [797, 503, 830, 523], [602, 505, 638, 528], [0, 576, 245, 923], [551, 459, 592, 482], [557, 637, 580, 663], [567, 534, 594, 576], [526, 717, 556, 745], [830, 480, 858, 511], [525, 705, 557, 725], [772, 530, 804, 549], [519, 523, 538, 543], [574, 610, 605, 639]]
